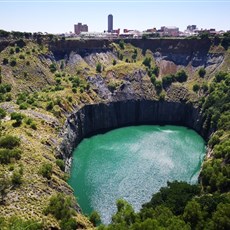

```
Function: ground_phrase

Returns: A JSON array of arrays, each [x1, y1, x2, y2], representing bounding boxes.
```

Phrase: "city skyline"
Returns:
[[0, 1, 230, 34]]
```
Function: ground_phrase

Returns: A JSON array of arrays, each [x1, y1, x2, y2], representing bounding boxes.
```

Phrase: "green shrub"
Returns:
[[159, 92, 166, 101], [1, 216, 43, 230], [193, 84, 200, 92], [175, 70, 188, 82], [119, 40, 125, 49], [154, 80, 162, 93], [113, 59, 117, 65], [5, 93, 12, 101], [44, 193, 76, 220], [11, 112, 25, 126], [0, 84, 12, 94], [0, 148, 22, 164], [2, 58, 8, 65], [11, 170, 23, 185], [150, 74, 156, 84], [162, 75, 174, 88], [208, 134, 220, 147], [0, 149, 11, 164], [9, 149, 22, 160], [0, 173, 10, 203], [39, 163, 53, 179], [54, 85, 64, 91], [46, 101, 54, 111], [10, 59, 17, 67], [72, 88, 77, 93], [19, 102, 28, 110], [55, 78, 61, 85], [152, 66, 159, 77], [25, 118, 33, 125], [49, 63, 57, 73], [60, 218, 77, 230], [56, 159, 65, 171], [71, 77, 80, 88], [201, 83, 209, 92], [0, 135, 20, 149], [10, 48, 14, 55], [0, 108, 6, 119], [30, 122, 37, 130], [142, 57, 151, 68], [16, 92, 28, 104], [198, 68, 206, 77], [96, 63, 102, 73], [19, 54, 25, 59], [215, 72, 227, 83], [15, 47, 20, 53], [89, 211, 101, 227], [67, 96, 73, 103]]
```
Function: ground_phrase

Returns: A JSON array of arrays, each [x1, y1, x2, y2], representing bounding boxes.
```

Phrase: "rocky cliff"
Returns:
[[59, 100, 209, 171]]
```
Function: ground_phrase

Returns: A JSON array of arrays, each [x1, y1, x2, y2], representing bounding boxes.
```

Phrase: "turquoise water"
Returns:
[[68, 125, 206, 224]]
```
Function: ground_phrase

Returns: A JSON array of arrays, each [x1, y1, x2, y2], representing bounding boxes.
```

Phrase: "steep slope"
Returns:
[[0, 36, 229, 229]]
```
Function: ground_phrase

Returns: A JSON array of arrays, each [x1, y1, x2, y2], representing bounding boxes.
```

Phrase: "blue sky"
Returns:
[[0, 0, 230, 34]]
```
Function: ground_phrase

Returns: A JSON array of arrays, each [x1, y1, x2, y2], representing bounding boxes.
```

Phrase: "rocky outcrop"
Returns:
[[59, 100, 208, 171]]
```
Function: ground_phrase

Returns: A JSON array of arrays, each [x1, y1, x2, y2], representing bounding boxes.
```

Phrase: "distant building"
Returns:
[[113, 28, 120, 35], [120, 30, 142, 38], [146, 28, 157, 33], [162, 26, 179, 36], [187, 25, 197, 32], [108, 14, 113, 32], [74, 23, 88, 35]]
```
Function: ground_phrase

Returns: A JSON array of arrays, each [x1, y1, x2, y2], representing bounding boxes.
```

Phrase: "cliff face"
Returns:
[[59, 100, 208, 170], [49, 38, 224, 66]]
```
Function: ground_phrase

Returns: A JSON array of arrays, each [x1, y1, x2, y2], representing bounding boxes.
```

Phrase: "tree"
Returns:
[[112, 199, 137, 226], [89, 211, 101, 226], [212, 203, 230, 229], [143, 181, 201, 215], [183, 200, 203, 228], [60, 217, 77, 230]]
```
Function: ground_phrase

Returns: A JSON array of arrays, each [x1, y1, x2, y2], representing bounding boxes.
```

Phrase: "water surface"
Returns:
[[68, 125, 205, 223]]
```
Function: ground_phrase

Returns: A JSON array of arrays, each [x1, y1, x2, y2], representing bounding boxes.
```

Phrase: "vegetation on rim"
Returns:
[[0, 30, 229, 229]]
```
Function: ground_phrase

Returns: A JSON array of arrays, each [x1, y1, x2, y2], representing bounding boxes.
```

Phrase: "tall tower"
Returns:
[[108, 14, 113, 32]]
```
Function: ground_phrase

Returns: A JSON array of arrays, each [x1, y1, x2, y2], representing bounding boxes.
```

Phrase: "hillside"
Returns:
[[0, 35, 229, 229]]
